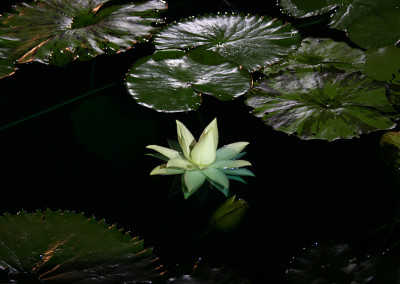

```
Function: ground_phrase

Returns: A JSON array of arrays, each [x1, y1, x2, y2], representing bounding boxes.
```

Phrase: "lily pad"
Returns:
[[0, 0, 167, 67], [286, 242, 400, 284], [347, 9, 400, 49], [0, 34, 18, 79], [286, 242, 357, 284], [245, 69, 395, 141], [153, 13, 300, 71], [363, 45, 400, 82], [167, 259, 249, 283], [125, 49, 252, 112], [329, 0, 400, 31], [264, 37, 365, 75], [0, 209, 162, 283], [278, 0, 343, 18]]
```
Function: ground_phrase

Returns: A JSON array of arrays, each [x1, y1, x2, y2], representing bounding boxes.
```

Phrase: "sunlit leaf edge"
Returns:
[[0, 208, 162, 283]]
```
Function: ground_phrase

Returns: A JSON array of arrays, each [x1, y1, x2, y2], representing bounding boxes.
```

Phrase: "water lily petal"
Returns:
[[216, 142, 249, 160], [211, 159, 252, 169], [199, 118, 218, 150], [176, 120, 196, 160], [184, 170, 206, 194], [150, 164, 184, 175], [146, 145, 180, 159], [221, 168, 255, 177], [167, 158, 195, 170], [191, 128, 217, 166], [226, 175, 247, 184], [201, 167, 229, 189]]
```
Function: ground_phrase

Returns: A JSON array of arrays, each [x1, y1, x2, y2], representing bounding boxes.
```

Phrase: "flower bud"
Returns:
[[209, 195, 249, 232]]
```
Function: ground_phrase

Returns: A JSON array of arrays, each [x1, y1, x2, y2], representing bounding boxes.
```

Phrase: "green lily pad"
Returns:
[[153, 13, 300, 71], [0, 34, 18, 79], [363, 45, 400, 82], [0, 50, 15, 79], [166, 259, 249, 283], [125, 49, 252, 112], [286, 242, 357, 284], [286, 242, 400, 284], [347, 9, 400, 49], [0, 0, 166, 67], [264, 37, 365, 75], [245, 69, 395, 141], [278, 0, 343, 18], [329, 0, 400, 31], [0, 209, 161, 283]]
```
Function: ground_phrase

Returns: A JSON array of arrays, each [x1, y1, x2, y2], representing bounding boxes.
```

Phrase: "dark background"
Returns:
[[1, 0, 399, 283]]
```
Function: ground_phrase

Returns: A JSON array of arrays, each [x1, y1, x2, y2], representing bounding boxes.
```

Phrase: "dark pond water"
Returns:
[[1, 0, 399, 283]]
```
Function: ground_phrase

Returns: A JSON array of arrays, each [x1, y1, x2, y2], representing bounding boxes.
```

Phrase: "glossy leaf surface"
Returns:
[[286, 242, 400, 284], [246, 70, 395, 141], [363, 45, 400, 82], [0, 0, 166, 69], [278, 0, 343, 18], [167, 259, 249, 284], [264, 37, 365, 75], [329, 0, 400, 31], [0, 35, 17, 78], [153, 14, 300, 71], [0, 209, 161, 283], [347, 9, 400, 49], [125, 49, 252, 112]]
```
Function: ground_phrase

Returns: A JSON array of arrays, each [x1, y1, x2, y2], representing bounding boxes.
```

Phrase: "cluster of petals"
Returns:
[[147, 118, 253, 198]]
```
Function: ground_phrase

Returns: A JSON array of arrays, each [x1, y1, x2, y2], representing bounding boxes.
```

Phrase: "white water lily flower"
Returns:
[[147, 118, 254, 199]]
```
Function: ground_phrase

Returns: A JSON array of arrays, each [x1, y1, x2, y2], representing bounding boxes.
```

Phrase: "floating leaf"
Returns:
[[286, 242, 357, 284], [246, 69, 395, 141], [0, 0, 167, 67], [329, 0, 400, 31], [287, 242, 400, 284], [347, 9, 400, 49], [153, 13, 300, 71], [0, 34, 18, 79], [264, 37, 365, 75], [363, 45, 400, 82], [125, 49, 252, 112], [0, 209, 161, 283], [277, 0, 343, 18], [167, 259, 249, 284]]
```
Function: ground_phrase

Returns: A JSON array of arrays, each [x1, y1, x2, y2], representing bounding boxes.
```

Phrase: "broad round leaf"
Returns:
[[153, 13, 300, 71], [286, 242, 400, 284], [166, 259, 249, 283], [363, 45, 400, 82], [0, 33, 18, 79], [0, 49, 15, 79], [125, 49, 252, 112], [286, 242, 357, 284], [0, 0, 167, 66], [329, 0, 400, 31], [0, 209, 162, 283], [278, 0, 343, 18], [264, 37, 365, 75], [347, 9, 400, 49], [246, 69, 395, 141]]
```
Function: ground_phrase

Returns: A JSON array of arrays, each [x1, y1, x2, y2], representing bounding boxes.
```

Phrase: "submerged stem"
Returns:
[[0, 81, 118, 131]]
